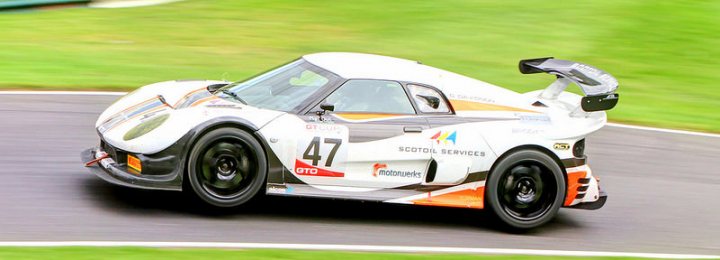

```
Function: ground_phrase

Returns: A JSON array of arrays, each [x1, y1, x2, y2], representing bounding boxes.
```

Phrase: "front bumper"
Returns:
[[81, 147, 182, 191]]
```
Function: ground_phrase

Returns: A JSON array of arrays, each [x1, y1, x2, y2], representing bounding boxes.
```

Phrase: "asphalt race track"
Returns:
[[0, 94, 718, 255]]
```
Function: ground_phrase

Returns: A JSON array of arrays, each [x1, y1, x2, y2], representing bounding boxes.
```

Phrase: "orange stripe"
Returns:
[[412, 187, 485, 209], [107, 106, 169, 132], [449, 99, 539, 113], [334, 113, 404, 120], [105, 96, 161, 122], [564, 170, 588, 206], [173, 87, 208, 107], [190, 95, 219, 107]]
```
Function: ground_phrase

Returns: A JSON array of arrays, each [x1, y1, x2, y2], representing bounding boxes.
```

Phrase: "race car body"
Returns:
[[82, 53, 617, 229]]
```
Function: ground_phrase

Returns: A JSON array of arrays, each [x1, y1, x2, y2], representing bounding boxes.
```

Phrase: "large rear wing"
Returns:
[[520, 57, 619, 112]]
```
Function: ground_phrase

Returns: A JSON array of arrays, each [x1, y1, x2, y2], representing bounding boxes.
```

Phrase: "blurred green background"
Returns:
[[0, 0, 718, 132]]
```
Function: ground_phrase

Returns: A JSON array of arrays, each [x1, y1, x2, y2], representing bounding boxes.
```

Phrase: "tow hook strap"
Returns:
[[84, 153, 109, 167]]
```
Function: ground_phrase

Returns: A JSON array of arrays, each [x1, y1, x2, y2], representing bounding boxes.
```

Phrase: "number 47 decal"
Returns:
[[303, 136, 342, 167]]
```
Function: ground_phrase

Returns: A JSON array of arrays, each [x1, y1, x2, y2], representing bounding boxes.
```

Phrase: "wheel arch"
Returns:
[[483, 144, 568, 229], [179, 117, 264, 187], [487, 144, 568, 187]]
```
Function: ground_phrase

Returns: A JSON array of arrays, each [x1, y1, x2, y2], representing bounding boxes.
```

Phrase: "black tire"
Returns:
[[187, 127, 267, 207], [485, 149, 565, 230]]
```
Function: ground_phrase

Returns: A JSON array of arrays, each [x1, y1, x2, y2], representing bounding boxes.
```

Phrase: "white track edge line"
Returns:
[[0, 242, 716, 259], [1, 91, 718, 138], [606, 123, 720, 138]]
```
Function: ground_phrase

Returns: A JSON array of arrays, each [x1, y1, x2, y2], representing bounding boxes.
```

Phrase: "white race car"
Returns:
[[82, 53, 617, 229]]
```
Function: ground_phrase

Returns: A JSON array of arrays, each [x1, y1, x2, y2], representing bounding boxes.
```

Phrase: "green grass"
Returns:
[[0, 247, 650, 259], [0, 0, 718, 132]]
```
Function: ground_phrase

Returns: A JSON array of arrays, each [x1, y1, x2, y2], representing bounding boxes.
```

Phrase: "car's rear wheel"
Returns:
[[485, 149, 565, 229], [187, 127, 267, 207]]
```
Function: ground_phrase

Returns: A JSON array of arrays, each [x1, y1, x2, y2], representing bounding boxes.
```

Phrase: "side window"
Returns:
[[407, 84, 450, 113], [324, 80, 416, 114]]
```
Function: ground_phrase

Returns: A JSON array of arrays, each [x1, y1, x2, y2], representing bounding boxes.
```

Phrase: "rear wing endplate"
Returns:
[[520, 57, 619, 112]]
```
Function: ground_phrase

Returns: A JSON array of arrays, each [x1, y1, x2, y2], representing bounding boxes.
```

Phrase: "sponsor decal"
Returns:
[[372, 163, 387, 177], [307, 116, 334, 123], [294, 159, 344, 177], [518, 114, 551, 125], [267, 185, 286, 194], [401, 130, 485, 157], [398, 146, 485, 157], [205, 99, 241, 108], [305, 124, 343, 134], [512, 128, 544, 134], [431, 131, 457, 145], [267, 185, 294, 194], [570, 63, 617, 86], [372, 163, 422, 179], [554, 143, 570, 150], [445, 93, 496, 104]]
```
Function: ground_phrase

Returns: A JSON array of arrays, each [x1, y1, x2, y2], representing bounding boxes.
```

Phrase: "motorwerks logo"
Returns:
[[431, 131, 457, 145], [372, 163, 387, 177], [372, 163, 421, 179]]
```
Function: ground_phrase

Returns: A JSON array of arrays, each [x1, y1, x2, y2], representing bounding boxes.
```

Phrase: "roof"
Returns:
[[303, 52, 441, 84], [302, 52, 519, 97]]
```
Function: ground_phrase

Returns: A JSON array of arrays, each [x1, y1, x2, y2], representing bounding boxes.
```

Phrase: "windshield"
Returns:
[[218, 59, 340, 112]]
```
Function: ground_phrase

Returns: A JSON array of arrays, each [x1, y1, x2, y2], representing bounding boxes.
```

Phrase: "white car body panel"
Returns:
[[87, 52, 613, 210]]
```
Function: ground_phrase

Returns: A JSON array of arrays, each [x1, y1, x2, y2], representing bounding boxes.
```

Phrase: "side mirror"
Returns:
[[207, 83, 229, 93], [320, 103, 335, 112], [416, 95, 440, 109], [316, 103, 334, 121]]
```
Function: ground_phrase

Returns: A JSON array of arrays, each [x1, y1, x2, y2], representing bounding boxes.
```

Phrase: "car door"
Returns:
[[405, 83, 493, 185], [299, 79, 433, 189]]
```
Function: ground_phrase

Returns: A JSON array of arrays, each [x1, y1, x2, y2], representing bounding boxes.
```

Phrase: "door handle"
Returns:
[[403, 126, 424, 133]]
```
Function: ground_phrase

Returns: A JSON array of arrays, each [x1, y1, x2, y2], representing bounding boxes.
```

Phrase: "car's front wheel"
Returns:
[[485, 149, 565, 230], [187, 127, 267, 207]]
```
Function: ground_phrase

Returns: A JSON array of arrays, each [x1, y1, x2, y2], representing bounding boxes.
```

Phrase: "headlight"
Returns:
[[123, 114, 170, 141]]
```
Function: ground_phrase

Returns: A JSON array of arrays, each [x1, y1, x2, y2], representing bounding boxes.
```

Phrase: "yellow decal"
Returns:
[[127, 154, 142, 173]]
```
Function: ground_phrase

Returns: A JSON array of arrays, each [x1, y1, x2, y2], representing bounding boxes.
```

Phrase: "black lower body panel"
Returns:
[[81, 147, 182, 191], [570, 190, 607, 210]]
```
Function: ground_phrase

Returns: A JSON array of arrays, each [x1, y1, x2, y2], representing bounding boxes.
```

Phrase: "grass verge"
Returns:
[[0, 0, 718, 132]]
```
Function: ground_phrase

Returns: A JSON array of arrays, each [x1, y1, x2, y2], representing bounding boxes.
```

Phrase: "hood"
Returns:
[[96, 80, 227, 127], [95, 80, 286, 154]]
